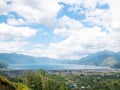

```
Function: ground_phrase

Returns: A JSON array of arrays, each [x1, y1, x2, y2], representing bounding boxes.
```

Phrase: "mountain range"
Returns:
[[0, 50, 120, 67], [0, 53, 57, 64], [75, 50, 120, 66]]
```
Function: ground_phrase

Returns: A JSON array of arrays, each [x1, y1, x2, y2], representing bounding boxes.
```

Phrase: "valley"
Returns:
[[0, 69, 120, 90]]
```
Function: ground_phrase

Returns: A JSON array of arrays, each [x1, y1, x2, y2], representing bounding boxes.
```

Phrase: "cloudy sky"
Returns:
[[0, 0, 120, 60]]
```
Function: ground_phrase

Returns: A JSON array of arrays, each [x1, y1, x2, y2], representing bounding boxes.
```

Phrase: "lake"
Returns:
[[8, 63, 110, 70]]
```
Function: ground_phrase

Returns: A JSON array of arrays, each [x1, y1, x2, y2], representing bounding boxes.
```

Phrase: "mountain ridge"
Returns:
[[0, 50, 120, 67], [76, 50, 120, 66], [0, 53, 57, 64]]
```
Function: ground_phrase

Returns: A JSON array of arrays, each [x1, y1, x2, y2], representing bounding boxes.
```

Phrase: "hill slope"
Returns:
[[77, 51, 120, 66], [0, 53, 57, 64], [0, 75, 29, 90]]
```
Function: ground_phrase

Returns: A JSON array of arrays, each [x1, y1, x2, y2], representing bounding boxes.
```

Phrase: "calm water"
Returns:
[[9, 63, 110, 70]]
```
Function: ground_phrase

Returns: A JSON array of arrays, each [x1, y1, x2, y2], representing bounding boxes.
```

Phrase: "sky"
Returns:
[[0, 0, 120, 60]]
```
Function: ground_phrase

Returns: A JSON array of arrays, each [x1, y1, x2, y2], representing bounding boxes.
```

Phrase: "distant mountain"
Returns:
[[0, 53, 57, 64], [0, 51, 120, 67], [77, 51, 120, 66], [0, 60, 8, 69], [112, 63, 120, 69]]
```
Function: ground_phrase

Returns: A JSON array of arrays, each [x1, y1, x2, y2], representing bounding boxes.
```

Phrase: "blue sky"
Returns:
[[0, 0, 120, 60]]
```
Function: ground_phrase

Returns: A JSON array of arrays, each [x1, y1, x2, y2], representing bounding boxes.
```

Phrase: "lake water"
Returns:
[[8, 63, 110, 70]]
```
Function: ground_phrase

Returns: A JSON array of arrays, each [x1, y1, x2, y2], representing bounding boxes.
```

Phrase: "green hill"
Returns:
[[0, 75, 30, 90]]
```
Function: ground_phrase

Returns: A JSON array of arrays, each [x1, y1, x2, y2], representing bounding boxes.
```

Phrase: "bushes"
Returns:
[[17, 83, 31, 90], [0, 75, 30, 90], [0, 75, 17, 90]]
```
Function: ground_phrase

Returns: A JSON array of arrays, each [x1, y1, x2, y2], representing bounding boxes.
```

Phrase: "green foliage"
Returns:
[[59, 84, 69, 90], [23, 70, 120, 90], [0, 75, 16, 90], [25, 71, 42, 90], [43, 79, 55, 90], [16, 83, 30, 90], [23, 70, 69, 90], [0, 75, 30, 90]]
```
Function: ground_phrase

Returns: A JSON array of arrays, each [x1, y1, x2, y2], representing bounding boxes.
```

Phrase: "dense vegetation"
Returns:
[[0, 75, 30, 90], [1, 70, 120, 90], [67, 73, 120, 90], [21, 70, 70, 90]]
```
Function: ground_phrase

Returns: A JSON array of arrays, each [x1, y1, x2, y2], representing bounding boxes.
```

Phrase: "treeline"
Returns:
[[65, 73, 120, 90]]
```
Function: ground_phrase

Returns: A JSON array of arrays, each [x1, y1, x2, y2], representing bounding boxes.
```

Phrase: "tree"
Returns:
[[25, 72, 42, 90], [59, 84, 69, 90]]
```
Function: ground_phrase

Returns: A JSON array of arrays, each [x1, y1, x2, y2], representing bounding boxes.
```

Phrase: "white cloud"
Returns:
[[57, 15, 83, 30], [0, 0, 120, 60], [0, 0, 62, 26], [0, 41, 27, 53], [0, 22, 37, 54], [50, 10, 120, 60], [49, 26, 109, 59], [58, 0, 82, 5], [53, 28, 68, 35], [0, 0, 11, 15], [107, 0, 120, 31], [0, 23, 37, 41], [7, 18, 25, 26], [10, 0, 61, 24]]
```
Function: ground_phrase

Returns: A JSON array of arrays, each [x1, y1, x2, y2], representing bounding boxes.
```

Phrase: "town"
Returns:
[[0, 69, 120, 77]]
